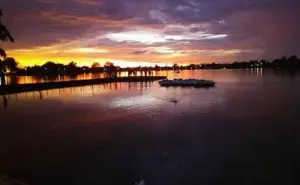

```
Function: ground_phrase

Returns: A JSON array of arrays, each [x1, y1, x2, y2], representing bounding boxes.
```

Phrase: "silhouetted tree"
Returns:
[[3, 57, 18, 70], [173, 63, 179, 70], [104, 61, 118, 77], [42, 61, 56, 68], [91, 62, 100, 68], [188, 64, 196, 69], [0, 9, 14, 43], [104, 61, 114, 67], [0, 8, 14, 82], [0, 48, 6, 59], [41, 61, 64, 74], [288, 55, 297, 61], [63, 61, 78, 74], [67, 61, 77, 68], [104, 61, 117, 71]]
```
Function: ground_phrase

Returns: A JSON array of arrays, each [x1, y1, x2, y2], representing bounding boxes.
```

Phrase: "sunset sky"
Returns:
[[1, 0, 299, 67]]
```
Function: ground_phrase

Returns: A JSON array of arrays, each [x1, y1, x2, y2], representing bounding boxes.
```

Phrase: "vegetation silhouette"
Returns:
[[1, 9, 15, 86], [0, 48, 6, 59], [0, 9, 14, 59], [91, 62, 100, 68], [10, 55, 300, 77], [104, 61, 118, 77], [0, 9, 14, 43], [2, 57, 18, 70]]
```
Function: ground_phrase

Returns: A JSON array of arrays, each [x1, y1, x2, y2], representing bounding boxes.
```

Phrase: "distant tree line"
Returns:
[[14, 61, 120, 76], [0, 55, 299, 76], [197, 55, 300, 70]]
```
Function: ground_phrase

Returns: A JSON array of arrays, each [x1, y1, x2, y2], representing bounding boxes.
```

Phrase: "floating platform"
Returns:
[[159, 79, 216, 88], [0, 76, 167, 95]]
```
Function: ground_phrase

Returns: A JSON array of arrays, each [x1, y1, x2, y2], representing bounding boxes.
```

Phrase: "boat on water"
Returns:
[[159, 78, 216, 87]]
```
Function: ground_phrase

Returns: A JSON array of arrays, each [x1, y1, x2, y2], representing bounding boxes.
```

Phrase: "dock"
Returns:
[[0, 76, 166, 95]]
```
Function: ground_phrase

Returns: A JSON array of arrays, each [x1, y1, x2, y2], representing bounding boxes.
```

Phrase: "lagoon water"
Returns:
[[1, 69, 300, 185]]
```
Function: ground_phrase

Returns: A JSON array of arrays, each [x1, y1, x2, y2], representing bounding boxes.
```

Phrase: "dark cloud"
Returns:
[[132, 50, 148, 55]]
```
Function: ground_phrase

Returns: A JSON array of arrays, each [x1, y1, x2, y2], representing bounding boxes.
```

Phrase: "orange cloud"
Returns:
[[39, 11, 141, 27]]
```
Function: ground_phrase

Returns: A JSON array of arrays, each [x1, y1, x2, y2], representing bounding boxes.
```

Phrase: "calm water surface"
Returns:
[[1, 70, 300, 185], [5, 71, 158, 85]]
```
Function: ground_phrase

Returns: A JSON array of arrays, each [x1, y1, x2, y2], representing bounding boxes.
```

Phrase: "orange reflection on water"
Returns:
[[6, 81, 150, 98], [4, 72, 139, 85]]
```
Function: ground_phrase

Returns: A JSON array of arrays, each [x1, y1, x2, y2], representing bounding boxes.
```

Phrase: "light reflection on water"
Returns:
[[3, 68, 267, 85], [1, 70, 300, 185], [5, 71, 153, 85]]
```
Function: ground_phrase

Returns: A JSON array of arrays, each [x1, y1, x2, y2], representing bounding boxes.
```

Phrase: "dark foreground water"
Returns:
[[1, 69, 300, 185]]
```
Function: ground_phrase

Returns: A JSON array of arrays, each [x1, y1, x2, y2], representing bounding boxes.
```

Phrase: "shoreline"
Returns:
[[0, 76, 166, 95]]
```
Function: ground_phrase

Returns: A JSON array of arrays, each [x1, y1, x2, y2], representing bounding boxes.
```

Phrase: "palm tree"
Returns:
[[0, 9, 14, 43], [1, 9, 14, 85], [0, 9, 14, 61]]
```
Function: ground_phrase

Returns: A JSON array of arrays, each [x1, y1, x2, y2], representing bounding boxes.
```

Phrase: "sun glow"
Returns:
[[105, 30, 228, 44], [105, 31, 166, 44], [4, 22, 240, 68], [66, 48, 109, 53]]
